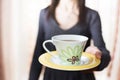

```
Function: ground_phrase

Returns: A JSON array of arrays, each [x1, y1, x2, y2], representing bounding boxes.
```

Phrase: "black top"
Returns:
[[29, 7, 111, 80]]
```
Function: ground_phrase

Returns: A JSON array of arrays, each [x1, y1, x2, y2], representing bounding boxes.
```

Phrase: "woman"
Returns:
[[29, 0, 111, 80]]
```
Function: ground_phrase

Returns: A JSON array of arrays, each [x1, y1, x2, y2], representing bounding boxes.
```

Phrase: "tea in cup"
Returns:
[[43, 35, 88, 65]]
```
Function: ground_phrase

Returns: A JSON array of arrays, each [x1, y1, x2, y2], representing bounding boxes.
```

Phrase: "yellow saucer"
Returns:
[[38, 51, 101, 71]]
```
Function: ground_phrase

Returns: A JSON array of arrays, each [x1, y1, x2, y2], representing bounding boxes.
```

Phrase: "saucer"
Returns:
[[39, 51, 101, 71]]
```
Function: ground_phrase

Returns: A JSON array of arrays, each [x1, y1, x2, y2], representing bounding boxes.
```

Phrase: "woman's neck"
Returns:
[[58, 0, 78, 12]]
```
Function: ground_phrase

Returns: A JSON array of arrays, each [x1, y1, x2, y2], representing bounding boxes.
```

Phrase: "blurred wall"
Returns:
[[0, 0, 5, 79], [1, 0, 50, 80]]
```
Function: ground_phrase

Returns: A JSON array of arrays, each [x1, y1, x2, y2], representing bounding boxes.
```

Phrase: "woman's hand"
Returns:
[[85, 46, 102, 59]]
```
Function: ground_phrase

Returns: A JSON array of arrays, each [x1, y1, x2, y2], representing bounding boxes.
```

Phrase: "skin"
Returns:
[[55, 0, 79, 30], [85, 46, 102, 59]]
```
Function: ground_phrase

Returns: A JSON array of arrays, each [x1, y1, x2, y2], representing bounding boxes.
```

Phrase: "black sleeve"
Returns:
[[29, 9, 45, 80], [89, 12, 111, 71]]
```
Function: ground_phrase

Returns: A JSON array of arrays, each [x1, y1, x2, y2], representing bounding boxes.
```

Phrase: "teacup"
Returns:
[[43, 35, 88, 65]]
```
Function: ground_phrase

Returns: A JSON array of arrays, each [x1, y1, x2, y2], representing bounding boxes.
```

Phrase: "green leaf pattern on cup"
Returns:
[[60, 45, 83, 65]]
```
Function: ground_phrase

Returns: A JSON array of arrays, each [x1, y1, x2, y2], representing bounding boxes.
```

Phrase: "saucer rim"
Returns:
[[39, 51, 101, 71]]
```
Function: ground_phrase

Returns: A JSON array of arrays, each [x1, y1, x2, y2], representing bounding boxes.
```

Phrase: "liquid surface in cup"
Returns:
[[61, 40, 79, 42]]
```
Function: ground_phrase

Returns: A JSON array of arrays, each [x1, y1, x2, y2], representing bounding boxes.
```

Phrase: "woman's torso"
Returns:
[[40, 7, 97, 80]]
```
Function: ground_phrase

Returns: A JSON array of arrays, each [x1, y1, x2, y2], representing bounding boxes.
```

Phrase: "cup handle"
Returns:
[[43, 40, 58, 58], [43, 40, 53, 53]]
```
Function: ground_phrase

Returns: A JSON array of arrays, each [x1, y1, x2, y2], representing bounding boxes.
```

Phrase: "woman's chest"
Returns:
[[43, 20, 90, 40]]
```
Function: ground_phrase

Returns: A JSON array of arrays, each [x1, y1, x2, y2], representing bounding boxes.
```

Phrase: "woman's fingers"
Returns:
[[95, 51, 102, 59], [85, 46, 102, 59]]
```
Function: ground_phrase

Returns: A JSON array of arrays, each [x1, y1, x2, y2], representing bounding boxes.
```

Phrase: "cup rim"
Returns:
[[51, 34, 88, 43]]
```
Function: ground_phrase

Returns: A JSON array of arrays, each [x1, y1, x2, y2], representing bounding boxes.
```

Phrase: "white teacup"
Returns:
[[43, 35, 88, 65]]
